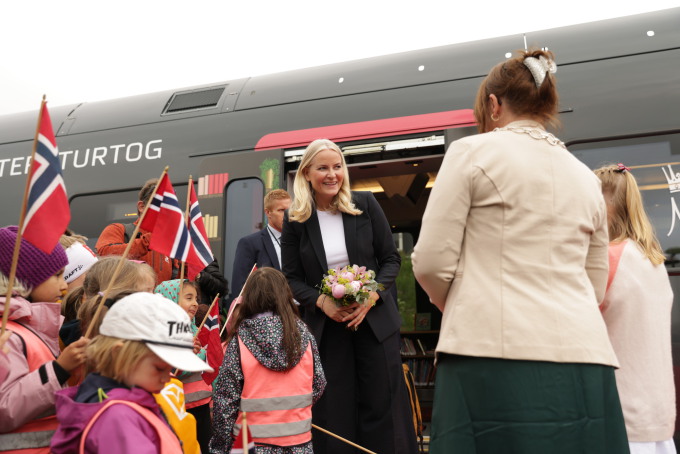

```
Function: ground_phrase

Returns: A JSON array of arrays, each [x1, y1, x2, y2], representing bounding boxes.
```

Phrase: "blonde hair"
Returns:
[[59, 230, 88, 250], [264, 189, 291, 211], [76, 257, 156, 336], [0, 273, 31, 298], [474, 48, 560, 134], [289, 139, 361, 222], [594, 165, 665, 265], [86, 335, 152, 383]]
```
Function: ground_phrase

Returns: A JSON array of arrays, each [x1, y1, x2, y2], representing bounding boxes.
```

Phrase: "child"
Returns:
[[59, 230, 98, 292], [65, 257, 157, 343], [0, 225, 89, 453], [595, 164, 676, 454], [50, 292, 213, 453], [155, 279, 212, 453], [210, 268, 326, 453]]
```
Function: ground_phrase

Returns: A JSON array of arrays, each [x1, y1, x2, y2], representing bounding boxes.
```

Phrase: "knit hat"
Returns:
[[0, 225, 68, 289], [64, 242, 98, 284]]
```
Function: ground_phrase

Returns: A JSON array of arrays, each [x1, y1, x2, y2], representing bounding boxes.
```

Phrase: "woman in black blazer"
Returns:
[[282, 139, 417, 454]]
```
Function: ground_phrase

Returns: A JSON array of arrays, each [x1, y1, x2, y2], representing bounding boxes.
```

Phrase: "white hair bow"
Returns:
[[523, 56, 557, 88]]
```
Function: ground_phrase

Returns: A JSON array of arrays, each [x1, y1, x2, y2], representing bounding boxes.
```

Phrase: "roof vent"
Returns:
[[163, 86, 226, 114]]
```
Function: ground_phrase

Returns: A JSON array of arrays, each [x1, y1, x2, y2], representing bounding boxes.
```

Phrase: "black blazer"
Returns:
[[282, 191, 401, 343], [231, 228, 280, 298]]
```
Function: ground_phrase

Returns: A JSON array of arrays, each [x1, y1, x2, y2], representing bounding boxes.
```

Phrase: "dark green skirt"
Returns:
[[430, 354, 629, 454]]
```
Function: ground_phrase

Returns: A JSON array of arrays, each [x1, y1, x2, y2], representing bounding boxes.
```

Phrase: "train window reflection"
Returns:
[[571, 135, 680, 268]]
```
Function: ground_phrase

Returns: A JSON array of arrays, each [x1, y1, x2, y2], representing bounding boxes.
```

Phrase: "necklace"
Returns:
[[493, 126, 565, 148]]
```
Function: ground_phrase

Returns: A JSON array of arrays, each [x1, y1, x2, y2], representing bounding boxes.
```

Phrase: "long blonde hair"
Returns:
[[87, 335, 152, 383], [594, 164, 665, 265], [289, 139, 361, 222]]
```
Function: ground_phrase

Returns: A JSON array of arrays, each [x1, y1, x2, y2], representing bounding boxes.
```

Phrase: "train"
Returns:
[[1, 5, 680, 434]]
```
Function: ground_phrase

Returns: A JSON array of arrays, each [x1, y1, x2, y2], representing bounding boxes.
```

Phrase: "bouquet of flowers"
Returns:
[[319, 264, 384, 307]]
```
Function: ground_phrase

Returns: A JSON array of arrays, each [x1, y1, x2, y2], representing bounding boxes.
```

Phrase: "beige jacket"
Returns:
[[412, 120, 618, 367]]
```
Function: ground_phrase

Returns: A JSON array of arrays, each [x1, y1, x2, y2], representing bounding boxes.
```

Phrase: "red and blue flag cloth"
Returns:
[[186, 181, 214, 279], [139, 173, 193, 263], [22, 102, 70, 253], [197, 300, 223, 385], [231, 422, 255, 453]]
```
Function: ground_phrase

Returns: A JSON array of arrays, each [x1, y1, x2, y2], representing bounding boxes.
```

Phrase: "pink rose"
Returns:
[[341, 272, 355, 282], [332, 284, 346, 299], [350, 281, 362, 292]]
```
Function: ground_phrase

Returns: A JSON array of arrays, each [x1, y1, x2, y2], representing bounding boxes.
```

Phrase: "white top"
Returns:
[[317, 210, 349, 270], [266, 225, 282, 267]]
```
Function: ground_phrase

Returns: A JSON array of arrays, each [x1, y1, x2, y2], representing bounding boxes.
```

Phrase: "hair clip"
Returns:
[[616, 163, 631, 173], [523, 56, 557, 88], [97, 291, 105, 297]]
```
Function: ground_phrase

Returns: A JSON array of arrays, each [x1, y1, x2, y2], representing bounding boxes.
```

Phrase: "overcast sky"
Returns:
[[0, 1, 677, 117]]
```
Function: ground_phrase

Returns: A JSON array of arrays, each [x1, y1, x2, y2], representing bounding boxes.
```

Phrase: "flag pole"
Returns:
[[311, 424, 377, 454], [177, 175, 193, 302], [2, 96, 46, 335], [194, 293, 219, 339], [243, 411, 249, 454], [84, 166, 169, 338], [220, 264, 257, 337]]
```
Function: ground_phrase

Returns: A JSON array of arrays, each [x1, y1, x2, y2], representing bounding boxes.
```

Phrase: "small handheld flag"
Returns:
[[139, 174, 191, 262], [231, 413, 255, 454], [22, 101, 70, 253], [186, 178, 214, 279], [197, 297, 224, 385]]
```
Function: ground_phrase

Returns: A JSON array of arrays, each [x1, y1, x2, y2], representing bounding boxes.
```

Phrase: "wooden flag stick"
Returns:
[[178, 175, 193, 300], [194, 293, 219, 338], [2, 96, 46, 335], [84, 166, 169, 338], [220, 264, 257, 337], [312, 424, 377, 454], [243, 411, 249, 454]]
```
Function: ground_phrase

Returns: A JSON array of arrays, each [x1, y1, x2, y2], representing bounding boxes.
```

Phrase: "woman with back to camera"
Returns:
[[281, 139, 417, 454], [412, 49, 629, 453], [595, 164, 676, 454]]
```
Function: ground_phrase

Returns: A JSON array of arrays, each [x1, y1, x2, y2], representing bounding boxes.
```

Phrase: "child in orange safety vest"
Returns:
[[50, 292, 213, 454], [0, 225, 90, 454], [210, 268, 326, 453]]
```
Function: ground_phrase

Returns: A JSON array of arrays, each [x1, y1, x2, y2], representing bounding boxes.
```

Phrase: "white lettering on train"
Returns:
[[662, 164, 680, 236], [0, 139, 163, 178]]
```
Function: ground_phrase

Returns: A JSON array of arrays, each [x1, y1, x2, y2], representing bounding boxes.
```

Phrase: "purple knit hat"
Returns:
[[0, 225, 68, 289]]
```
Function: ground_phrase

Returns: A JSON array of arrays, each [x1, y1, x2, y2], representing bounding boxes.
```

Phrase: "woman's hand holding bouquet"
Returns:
[[317, 265, 384, 330]]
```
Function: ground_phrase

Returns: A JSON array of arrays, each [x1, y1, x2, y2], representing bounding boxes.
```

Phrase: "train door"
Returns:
[[197, 148, 284, 297]]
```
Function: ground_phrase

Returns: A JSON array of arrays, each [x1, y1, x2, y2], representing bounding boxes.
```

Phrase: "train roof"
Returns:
[[0, 7, 678, 143]]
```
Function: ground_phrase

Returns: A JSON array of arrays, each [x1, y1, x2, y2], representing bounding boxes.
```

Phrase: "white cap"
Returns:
[[64, 242, 98, 284], [100, 292, 213, 373]]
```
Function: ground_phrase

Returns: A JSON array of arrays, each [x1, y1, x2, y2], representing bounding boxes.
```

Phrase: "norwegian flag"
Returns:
[[22, 102, 70, 253], [139, 174, 192, 262], [231, 421, 255, 453], [197, 300, 223, 385], [186, 181, 214, 279]]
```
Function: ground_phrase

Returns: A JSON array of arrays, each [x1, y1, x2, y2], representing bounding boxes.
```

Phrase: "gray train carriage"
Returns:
[[0, 6, 679, 439]]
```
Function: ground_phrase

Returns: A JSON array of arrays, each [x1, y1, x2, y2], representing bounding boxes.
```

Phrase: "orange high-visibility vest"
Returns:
[[181, 372, 212, 409], [79, 399, 183, 454], [0, 321, 58, 454], [234, 337, 314, 446]]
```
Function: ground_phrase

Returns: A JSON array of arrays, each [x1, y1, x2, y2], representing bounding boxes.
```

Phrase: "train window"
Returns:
[[222, 177, 265, 296], [69, 183, 187, 251], [163, 86, 226, 114], [570, 132, 680, 269]]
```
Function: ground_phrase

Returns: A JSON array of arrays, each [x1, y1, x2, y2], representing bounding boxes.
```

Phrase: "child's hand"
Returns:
[[193, 337, 202, 354], [0, 330, 11, 354], [56, 336, 90, 372]]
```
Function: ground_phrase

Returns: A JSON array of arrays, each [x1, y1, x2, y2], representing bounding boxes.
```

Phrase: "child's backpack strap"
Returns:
[[79, 399, 183, 454]]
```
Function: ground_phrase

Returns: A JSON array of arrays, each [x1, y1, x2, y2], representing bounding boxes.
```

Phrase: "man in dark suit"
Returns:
[[230, 189, 291, 298]]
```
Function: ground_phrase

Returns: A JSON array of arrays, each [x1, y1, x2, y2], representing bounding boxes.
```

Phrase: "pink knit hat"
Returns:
[[0, 225, 68, 289]]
